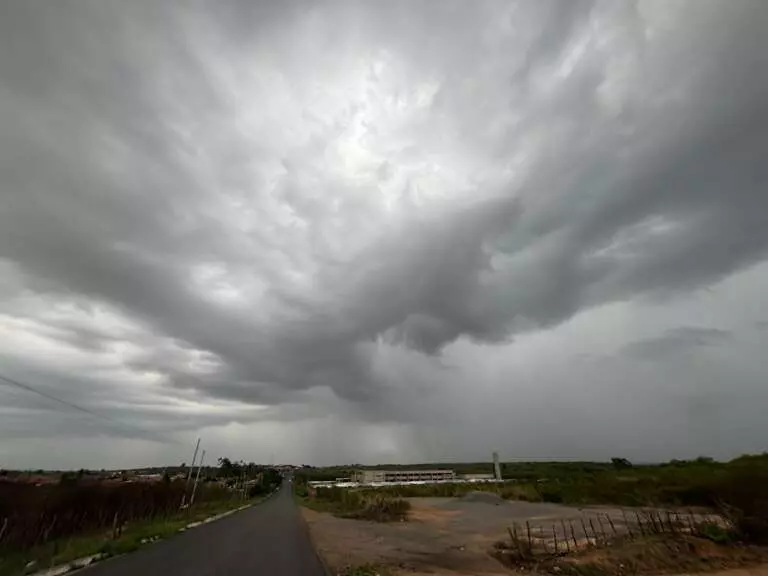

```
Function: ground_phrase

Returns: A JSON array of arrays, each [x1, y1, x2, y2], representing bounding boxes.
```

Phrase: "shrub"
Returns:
[[0, 479, 232, 551], [696, 521, 734, 544], [710, 461, 768, 544], [355, 495, 410, 522], [313, 487, 410, 522]]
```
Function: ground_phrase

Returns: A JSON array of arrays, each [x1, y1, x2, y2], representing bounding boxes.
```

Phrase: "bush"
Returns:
[[313, 487, 410, 522], [696, 521, 734, 544], [537, 485, 564, 503], [0, 479, 232, 551], [355, 494, 410, 522], [710, 461, 768, 544]]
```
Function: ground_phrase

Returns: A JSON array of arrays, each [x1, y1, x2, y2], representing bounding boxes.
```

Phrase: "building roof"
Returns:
[[361, 469, 454, 473]]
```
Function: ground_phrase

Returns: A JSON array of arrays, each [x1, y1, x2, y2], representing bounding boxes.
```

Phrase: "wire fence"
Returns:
[[504, 508, 725, 558]]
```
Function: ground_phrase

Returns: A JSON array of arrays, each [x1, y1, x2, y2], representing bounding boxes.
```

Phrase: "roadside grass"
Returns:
[[338, 563, 393, 576], [295, 495, 339, 515], [294, 487, 410, 522], [531, 534, 768, 576], [0, 498, 257, 576]]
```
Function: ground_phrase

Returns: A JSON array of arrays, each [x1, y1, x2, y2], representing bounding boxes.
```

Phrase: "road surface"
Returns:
[[84, 481, 327, 576]]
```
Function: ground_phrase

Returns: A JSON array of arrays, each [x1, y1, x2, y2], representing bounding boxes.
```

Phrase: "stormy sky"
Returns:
[[2, 0, 768, 469]]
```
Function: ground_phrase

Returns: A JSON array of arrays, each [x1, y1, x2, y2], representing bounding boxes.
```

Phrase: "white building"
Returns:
[[355, 469, 456, 484]]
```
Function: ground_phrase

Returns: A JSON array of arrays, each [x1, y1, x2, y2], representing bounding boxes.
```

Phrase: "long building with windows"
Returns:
[[354, 469, 456, 484]]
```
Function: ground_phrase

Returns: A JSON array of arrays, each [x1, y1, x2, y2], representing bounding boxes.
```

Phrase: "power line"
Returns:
[[0, 373, 182, 445]]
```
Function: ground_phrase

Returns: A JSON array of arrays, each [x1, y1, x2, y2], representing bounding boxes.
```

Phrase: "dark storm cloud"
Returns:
[[1, 0, 768, 450]]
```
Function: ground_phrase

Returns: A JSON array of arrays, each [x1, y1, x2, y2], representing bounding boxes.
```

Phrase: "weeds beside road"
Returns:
[[296, 483, 410, 523], [0, 497, 257, 576], [0, 464, 285, 576]]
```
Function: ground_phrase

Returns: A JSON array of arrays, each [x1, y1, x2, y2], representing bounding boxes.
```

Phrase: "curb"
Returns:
[[179, 503, 252, 531], [29, 554, 105, 576]]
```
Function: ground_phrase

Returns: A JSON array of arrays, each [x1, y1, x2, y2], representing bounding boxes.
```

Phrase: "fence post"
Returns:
[[579, 518, 590, 544], [649, 511, 660, 534], [665, 510, 675, 533], [569, 520, 578, 549], [596, 515, 606, 540], [526, 521, 533, 552], [561, 519, 571, 552], [621, 509, 634, 538], [588, 518, 599, 543], [552, 524, 559, 554], [43, 515, 57, 543], [511, 522, 524, 557], [635, 511, 646, 536]]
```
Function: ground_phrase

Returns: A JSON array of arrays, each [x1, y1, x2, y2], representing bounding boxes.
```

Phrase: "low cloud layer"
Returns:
[[2, 0, 768, 468]]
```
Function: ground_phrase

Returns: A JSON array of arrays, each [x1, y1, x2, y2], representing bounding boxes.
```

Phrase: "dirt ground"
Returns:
[[302, 495, 736, 576]]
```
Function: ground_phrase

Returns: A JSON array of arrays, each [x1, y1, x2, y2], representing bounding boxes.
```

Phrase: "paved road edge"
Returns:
[[29, 491, 280, 576], [295, 502, 333, 576]]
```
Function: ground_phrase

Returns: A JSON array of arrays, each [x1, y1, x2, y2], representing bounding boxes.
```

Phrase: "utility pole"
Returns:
[[190, 450, 206, 506], [180, 437, 200, 508]]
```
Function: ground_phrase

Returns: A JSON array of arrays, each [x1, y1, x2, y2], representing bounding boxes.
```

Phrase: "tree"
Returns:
[[611, 458, 633, 470], [218, 457, 239, 478]]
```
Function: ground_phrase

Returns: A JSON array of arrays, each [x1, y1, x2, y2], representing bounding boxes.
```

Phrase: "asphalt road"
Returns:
[[84, 482, 327, 576]]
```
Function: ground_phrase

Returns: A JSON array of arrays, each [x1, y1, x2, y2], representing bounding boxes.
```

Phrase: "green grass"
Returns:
[[0, 498, 257, 576], [295, 495, 339, 514], [297, 487, 410, 522]]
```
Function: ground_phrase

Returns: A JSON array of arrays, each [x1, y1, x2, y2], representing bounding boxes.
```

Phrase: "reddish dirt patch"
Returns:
[[408, 505, 460, 524], [302, 497, 758, 576], [302, 504, 507, 575]]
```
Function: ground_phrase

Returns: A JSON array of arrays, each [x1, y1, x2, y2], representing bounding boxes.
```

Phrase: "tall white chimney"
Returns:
[[493, 451, 501, 481]]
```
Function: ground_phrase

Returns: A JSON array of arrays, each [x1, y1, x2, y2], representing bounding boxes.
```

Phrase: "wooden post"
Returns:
[[588, 518, 599, 543], [552, 524, 559, 554], [635, 511, 646, 536], [622, 509, 634, 538], [43, 515, 57, 543], [526, 521, 533, 552], [561, 519, 571, 552], [512, 522, 525, 557], [580, 518, 590, 544], [509, 525, 522, 557], [665, 510, 675, 533], [569, 519, 579, 549], [652, 511, 662, 533], [605, 513, 618, 536], [596, 515, 607, 540]]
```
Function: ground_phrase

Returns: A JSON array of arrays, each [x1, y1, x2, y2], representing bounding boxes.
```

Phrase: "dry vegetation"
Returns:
[[302, 486, 411, 522], [0, 464, 283, 575], [298, 453, 768, 576]]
